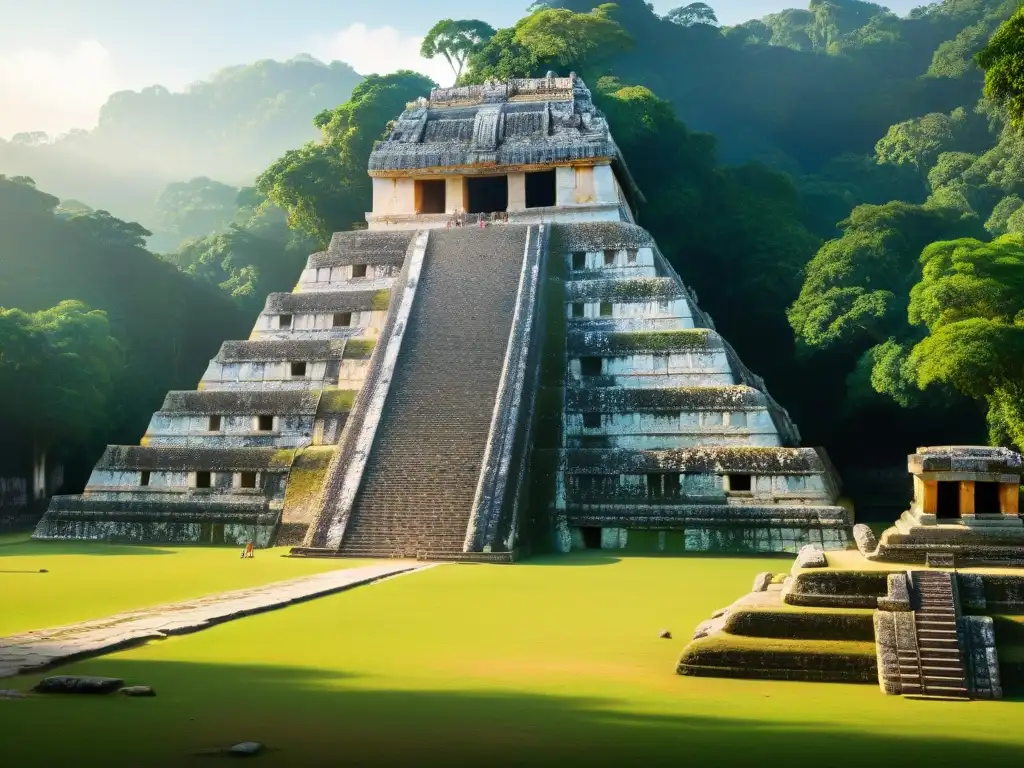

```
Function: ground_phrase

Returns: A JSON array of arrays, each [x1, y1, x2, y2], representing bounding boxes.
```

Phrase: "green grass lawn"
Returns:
[[3, 550, 1024, 766], [0, 533, 369, 636]]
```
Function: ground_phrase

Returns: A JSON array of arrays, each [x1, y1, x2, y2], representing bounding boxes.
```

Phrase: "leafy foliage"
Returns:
[[978, 5, 1024, 127], [0, 175, 248, 482], [465, 4, 632, 82], [420, 19, 496, 80], [0, 301, 122, 460], [665, 4, 718, 27], [905, 235, 1024, 446], [257, 71, 436, 244]]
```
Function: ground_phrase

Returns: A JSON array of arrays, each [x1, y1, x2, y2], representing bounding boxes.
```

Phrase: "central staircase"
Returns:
[[905, 571, 969, 699], [338, 226, 529, 557]]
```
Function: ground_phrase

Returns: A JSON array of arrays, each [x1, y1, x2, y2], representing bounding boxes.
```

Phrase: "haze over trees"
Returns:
[[0, 175, 249, 488], [0, 57, 362, 226]]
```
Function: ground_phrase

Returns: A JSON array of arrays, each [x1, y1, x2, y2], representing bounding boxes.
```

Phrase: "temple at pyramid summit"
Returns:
[[35, 73, 851, 559]]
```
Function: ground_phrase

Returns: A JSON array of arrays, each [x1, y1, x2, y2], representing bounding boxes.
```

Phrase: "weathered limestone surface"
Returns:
[[36, 231, 415, 548], [679, 587, 877, 683], [795, 545, 827, 569], [961, 615, 1002, 699], [0, 562, 430, 678], [548, 215, 847, 553]]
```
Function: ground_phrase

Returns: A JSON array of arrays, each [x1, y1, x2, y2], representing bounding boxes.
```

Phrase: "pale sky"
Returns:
[[0, 0, 923, 138]]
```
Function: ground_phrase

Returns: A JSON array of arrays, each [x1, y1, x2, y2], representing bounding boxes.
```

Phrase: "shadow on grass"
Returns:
[[1, 657, 1020, 768], [517, 551, 621, 566], [518, 550, 798, 567], [0, 538, 179, 558]]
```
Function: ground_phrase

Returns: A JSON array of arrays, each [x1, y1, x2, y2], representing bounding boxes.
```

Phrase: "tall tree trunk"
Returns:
[[32, 436, 47, 500]]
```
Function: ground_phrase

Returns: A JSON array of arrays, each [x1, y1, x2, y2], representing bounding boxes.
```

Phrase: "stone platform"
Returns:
[[0, 562, 430, 678]]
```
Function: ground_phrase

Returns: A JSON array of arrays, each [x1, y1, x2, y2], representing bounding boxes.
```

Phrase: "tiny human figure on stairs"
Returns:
[[241, 541, 254, 559]]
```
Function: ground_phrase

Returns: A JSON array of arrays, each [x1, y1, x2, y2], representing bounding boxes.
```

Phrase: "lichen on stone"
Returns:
[[342, 339, 376, 359], [565, 277, 680, 303], [263, 290, 387, 315], [563, 446, 827, 474], [95, 446, 296, 471], [160, 390, 320, 416], [567, 328, 718, 356], [316, 389, 357, 416], [566, 386, 766, 412], [215, 340, 348, 363]]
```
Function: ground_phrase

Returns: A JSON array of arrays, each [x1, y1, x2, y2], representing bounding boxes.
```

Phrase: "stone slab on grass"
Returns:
[[35, 675, 124, 694], [0, 562, 430, 679]]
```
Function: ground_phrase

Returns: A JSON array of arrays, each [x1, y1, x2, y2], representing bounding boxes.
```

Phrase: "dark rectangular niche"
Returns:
[[466, 175, 508, 213], [937, 481, 960, 519], [728, 474, 752, 493], [525, 169, 556, 208], [579, 357, 602, 377], [975, 481, 1001, 515], [416, 179, 446, 214]]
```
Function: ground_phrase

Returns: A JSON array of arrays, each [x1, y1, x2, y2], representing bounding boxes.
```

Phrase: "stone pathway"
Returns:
[[0, 561, 431, 678]]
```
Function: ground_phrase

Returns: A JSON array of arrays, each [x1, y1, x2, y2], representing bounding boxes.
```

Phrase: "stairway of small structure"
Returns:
[[904, 571, 969, 699], [338, 226, 529, 557]]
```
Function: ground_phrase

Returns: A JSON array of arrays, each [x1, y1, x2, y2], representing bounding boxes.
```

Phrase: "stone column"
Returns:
[[592, 163, 617, 204], [573, 166, 596, 204], [445, 176, 465, 214], [1000, 483, 1020, 517], [507, 173, 526, 211], [371, 177, 397, 216], [555, 166, 576, 207], [394, 178, 415, 215], [917, 476, 938, 516], [960, 480, 975, 516]]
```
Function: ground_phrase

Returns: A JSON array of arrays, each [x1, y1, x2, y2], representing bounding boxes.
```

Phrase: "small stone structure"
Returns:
[[680, 445, 1024, 700], [858, 446, 1024, 565]]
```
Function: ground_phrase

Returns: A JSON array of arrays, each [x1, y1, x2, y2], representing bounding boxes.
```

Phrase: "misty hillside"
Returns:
[[0, 56, 362, 225]]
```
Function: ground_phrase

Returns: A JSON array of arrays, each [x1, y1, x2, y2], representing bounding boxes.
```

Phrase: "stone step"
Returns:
[[923, 675, 967, 686], [338, 227, 530, 556], [923, 685, 968, 697]]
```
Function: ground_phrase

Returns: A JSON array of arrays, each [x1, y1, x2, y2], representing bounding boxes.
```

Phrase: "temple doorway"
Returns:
[[581, 527, 602, 549], [466, 175, 508, 213], [526, 169, 556, 208], [976, 481, 1001, 515], [936, 481, 960, 519], [415, 179, 446, 214]]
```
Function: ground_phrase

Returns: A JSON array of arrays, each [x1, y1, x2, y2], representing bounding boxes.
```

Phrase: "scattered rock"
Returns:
[[658, 629, 672, 639], [119, 685, 155, 697], [229, 742, 264, 756], [751, 572, 773, 592], [853, 524, 879, 556], [34, 676, 124, 695], [0, 689, 27, 699], [795, 545, 827, 569]]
